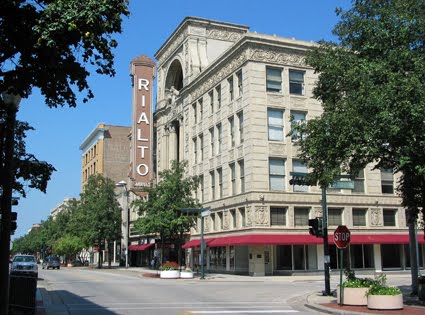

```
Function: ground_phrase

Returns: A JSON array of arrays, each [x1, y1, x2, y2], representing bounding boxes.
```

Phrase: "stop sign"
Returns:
[[334, 225, 351, 249]]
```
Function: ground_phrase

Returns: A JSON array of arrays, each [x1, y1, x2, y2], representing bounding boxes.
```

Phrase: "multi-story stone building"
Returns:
[[149, 17, 425, 276], [80, 123, 131, 188]]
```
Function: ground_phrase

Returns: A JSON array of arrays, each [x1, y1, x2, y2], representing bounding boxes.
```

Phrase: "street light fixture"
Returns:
[[0, 91, 22, 314], [116, 180, 129, 269]]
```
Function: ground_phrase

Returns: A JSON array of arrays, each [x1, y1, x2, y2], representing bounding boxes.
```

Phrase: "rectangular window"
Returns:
[[291, 111, 306, 142], [289, 70, 305, 95], [328, 208, 343, 226], [210, 171, 215, 200], [238, 111, 244, 144], [383, 209, 396, 226], [292, 160, 308, 192], [238, 159, 245, 193], [266, 67, 282, 92], [381, 169, 394, 194], [294, 207, 309, 227], [353, 169, 365, 193], [353, 208, 367, 226], [216, 85, 221, 109], [239, 207, 246, 227], [230, 163, 236, 195], [237, 70, 243, 96], [209, 90, 214, 114], [271, 207, 286, 226], [218, 212, 223, 230], [199, 134, 204, 161], [217, 123, 222, 154], [193, 137, 197, 164], [193, 103, 197, 124], [268, 109, 284, 141], [228, 76, 234, 101], [199, 99, 203, 121], [217, 168, 223, 198], [230, 209, 236, 228], [209, 128, 214, 157], [269, 158, 285, 191], [229, 116, 235, 148], [199, 175, 204, 203]]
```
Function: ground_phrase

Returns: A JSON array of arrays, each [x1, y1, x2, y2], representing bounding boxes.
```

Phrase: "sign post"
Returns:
[[334, 225, 351, 305]]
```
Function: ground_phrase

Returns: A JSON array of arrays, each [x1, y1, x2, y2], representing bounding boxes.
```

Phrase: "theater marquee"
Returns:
[[130, 55, 155, 187]]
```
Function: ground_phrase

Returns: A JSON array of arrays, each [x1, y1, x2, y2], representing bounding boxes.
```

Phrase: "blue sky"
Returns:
[[14, 0, 350, 239]]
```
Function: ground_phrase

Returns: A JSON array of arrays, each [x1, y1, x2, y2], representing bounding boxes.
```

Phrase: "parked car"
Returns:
[[42, 256, 61, 270], [10, 254, 38, 278]]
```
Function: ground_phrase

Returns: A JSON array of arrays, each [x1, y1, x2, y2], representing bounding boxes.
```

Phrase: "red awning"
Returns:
[[128, 243, 155, 251], [347, 234, 425, 244], [182, 238, 215, 249], [208, 234, 322, 247]]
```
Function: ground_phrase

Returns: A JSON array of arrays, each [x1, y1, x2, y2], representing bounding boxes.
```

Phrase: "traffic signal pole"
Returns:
[[322, 186, 331, 296]]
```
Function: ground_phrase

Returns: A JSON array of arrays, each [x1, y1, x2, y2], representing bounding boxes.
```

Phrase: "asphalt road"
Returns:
[[37, 267, 330, 315]]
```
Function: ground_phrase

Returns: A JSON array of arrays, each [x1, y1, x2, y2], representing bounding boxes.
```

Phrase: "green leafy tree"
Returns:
[[53, 235, 85, 264], [79, 174, 122, 268], [133, 160, 200, 267], [295, 0, 425, 293]]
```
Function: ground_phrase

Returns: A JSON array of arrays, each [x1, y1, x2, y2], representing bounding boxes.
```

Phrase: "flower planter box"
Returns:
[[367, 294, 403, 310], [180, 271, 194, 279], [160, 270, 180, 279], [337, 287, 369, 306]]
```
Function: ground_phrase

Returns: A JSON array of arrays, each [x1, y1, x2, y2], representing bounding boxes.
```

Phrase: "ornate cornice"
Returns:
[[157, 29, 188, 66], [250, 47, 306, 67], [206, 26, 244, 42]]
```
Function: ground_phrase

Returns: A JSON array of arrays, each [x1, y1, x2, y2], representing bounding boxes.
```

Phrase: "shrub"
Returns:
[[342, 268, 375, 288], [160, 261, 179, 271], [367, 273, 402, 296]]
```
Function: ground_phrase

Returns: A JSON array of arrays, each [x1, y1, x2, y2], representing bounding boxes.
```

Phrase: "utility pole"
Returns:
[[0, 92, 21, 315], [322, 186, 331, 296]]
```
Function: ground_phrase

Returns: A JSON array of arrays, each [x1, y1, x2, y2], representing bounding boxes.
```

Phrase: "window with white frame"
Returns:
[[229, 116, 235, 148], [209, 90, 214, 114], [230, 209, 236, 228], [294, 207, 309, 226], [228, 76, 234, 101], [199, 175, 204, 203], [353, 169, 365, 193], [216, 84, 221, 109], [237, 111, 244, 144], [193, 137, 197, 164], [291, 111, 306, 142], [381, 169, 394, 194], [218, 212, 223, 230], [238, 159, 245, 193], [328, 208, 343, 226], [271, 207, 287, 226], [217, 123, 222, 154], [266, 67, 282, 92], [237, 70, 243, 97], [268, 108, 284, 141], [199, 99, 203, 121], [210, 170, 215, 200], [383, 208, 397, 226], [193, 103, 197, 123], [292, 160, 308, 192], [269, 158, 285, 191], [217, 168, 223, 198], [289, 70, 305, 95], [209, 127, 214, 157], [239, 207, 246, 227], [230, 162, 236, 195], [199, 134, 204, 161]]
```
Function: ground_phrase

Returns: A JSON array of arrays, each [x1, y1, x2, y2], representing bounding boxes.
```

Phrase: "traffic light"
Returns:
[[11, 211, 17, 234], [309, 217, 323, 238]]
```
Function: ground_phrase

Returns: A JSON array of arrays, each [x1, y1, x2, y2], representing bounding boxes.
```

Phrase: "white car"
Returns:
[[10, 255, 38, 278]]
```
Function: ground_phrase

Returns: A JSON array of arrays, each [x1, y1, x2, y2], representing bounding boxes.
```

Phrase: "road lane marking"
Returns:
[[186, 311, 298, 314]]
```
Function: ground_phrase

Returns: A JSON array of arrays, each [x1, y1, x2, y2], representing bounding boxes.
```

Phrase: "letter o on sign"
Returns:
[[333, 225, 351, 249]]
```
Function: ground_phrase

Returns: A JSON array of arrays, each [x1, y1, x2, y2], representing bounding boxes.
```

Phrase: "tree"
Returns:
[[295, 0, 425, 293], [133, 160, 200, 267], [53, 235, 85, 264], [79, 174, 122, 268]]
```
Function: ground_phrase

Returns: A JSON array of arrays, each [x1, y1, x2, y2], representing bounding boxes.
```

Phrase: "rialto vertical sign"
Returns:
[[130, 55, 155, 187]]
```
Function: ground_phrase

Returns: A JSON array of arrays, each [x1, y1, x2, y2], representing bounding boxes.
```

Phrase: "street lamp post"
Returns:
[[181, 207, 210, 280], [116, 180, 129, 269], [0, 91, 22, 315]]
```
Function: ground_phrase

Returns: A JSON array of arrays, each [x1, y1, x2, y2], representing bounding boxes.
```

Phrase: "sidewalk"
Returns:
[[36, 267, 425, 315]]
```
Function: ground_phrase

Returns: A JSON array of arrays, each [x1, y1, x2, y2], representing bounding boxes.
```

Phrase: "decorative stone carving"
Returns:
[[207, 27, 244, 42], [417, 210, 424, 229], [370, 208, 382, 226], [250, 48, 306, 66], [314, 207, 323, 218], [255, 206, 269, 225], [204, 216, 210, 232], [223, 211, 230, 230], [246, 206, 252, 226], [184, 42, 189, 75], [157, 29, 188, 66], [190, 51, 247, 100]]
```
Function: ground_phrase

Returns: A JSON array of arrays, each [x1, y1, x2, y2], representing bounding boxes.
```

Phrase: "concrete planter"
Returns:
[[367, 294, 403, 310], [180, 271, 194, 279], [337, 287, 369, 306], [160, 270, 180, 279]]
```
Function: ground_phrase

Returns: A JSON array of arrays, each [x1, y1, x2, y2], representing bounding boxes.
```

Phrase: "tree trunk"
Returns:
[[408, 220, 418, 295]]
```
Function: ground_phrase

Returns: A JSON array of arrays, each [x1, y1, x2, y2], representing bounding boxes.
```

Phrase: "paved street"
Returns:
[[36, 267, 332, 314]]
